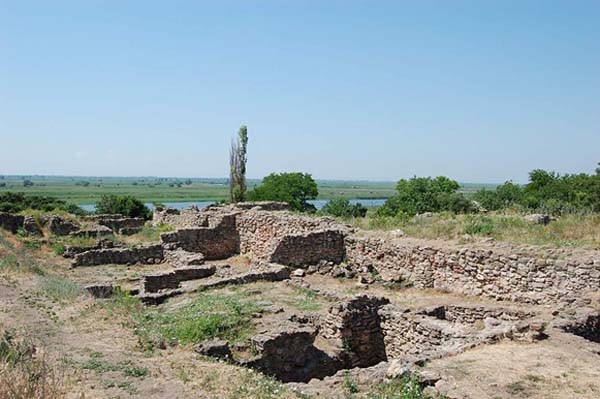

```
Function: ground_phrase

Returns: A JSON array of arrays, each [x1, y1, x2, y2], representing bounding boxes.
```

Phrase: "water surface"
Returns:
[[80, 198, 386, 213]]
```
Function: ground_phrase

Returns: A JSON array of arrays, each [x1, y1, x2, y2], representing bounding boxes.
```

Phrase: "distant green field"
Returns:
[[0, 175, 495, 205]]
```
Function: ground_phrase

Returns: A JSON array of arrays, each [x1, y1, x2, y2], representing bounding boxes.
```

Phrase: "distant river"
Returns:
[[80, 198, 387, 213]]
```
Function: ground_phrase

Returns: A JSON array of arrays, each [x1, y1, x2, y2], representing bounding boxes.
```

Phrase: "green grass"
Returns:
[[282, 286, 325, 312], [99, 290, 260, 351], [366, 375, 433, 399], [38, 275, 84, 302], [0, 235, 46, 276], [137, 292, 261, 348], [130, 223, 173, 242]]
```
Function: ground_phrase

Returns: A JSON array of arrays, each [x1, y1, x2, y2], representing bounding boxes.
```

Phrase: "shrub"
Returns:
[[0, 192, 85, 215], [319, 199, 367, 218], [474, 166, 600, 214], [95, 194, 151, 220], [376, 176, 473, 217], [247, 172, 318, 212], [464, 216, 495, 236]]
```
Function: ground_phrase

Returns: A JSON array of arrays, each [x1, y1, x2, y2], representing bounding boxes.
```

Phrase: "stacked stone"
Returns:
[[152, 207, 209, 229], [0, 212, 25, 233], [71, 244, 164, 267], [160, 214, 239, 259], [345, 234, 600, 305], [47, 215, 79, 236], [143, 265, 216, 292], [235, 210, 350, 266], [85, 214, 146, 235], [320, 295, 390, 368]]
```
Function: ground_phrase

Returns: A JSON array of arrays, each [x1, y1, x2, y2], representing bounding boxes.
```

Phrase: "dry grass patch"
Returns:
[[0, 330, 64, 399], [347, 212, 600, 248]]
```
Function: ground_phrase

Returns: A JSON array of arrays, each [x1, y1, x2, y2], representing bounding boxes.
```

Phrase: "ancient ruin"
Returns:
[[2, 202, 599, 397]]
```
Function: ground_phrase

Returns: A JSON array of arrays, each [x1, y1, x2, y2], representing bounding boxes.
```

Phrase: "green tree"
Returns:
[[247, 172, 318, 212], [473, 181, 522, 211], [229, 125, 249, 202], [95, 195, 151, 220], [319, 198, 368, 218], [376, 176, 470, 217], [0, 192, 85, 215]]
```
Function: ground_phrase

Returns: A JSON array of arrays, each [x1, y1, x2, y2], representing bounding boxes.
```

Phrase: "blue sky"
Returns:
[[1, 1, 599, 183]]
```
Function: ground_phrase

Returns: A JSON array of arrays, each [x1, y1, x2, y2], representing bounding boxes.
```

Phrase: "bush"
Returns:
[[0, 192, 85, 215], [247, 172, 318, 212], [376, 176, 473, 217], [473, 166, 600, 215], [319, 199, 367, 218], [95, 195, 151, 220], [464, 216, 495, 236]]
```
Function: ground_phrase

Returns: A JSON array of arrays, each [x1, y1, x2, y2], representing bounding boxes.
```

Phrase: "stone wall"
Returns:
[[71, 244, 164, 267], [236, 210, 348, 266], [143, 265, 216, 292], [47, 215, 79, 236], [379, 304, 544, 360], [345, 233, 600, 304], [418, 304, 533, 324], [153, 207, 209, 229], [270, 230, 346, 267], [0, 212, 24, 233], [85, 214, 145, 235], [320, 295, 389, 368], [160, 214, 239, 259]]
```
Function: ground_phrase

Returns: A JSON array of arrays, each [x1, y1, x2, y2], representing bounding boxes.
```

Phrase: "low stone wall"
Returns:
[[71, 244, 164, 267], [153, 207, 209, 229], [345, 234, 600, 304], [233, 201, 289, 211], [160, 215, 239, 259], [419, 304, 533, 324], [47, 216, 79, 236], [0, 212, 24, 233], [22, 215, 42, 235], [270, 230, 346, 267], [236, 210, 348, 265], [320, 295, 390, 368], [143, 265, 216, 292], [379, 304, 544, 360], [86, 214, 145, 235]]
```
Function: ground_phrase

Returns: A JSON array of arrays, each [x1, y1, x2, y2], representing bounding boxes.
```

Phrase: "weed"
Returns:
[[367, 375, 429, 399], [116, 380, 138, 395], [39, 275, 84, 302], [0, 330, 64, 398], [21, 239, 42, 250], [82, 358, 118, 373], [132, 223, 173, 242], [343, 371, 359, 397], [283, 286, 324, 312], [51, 242, 66, 255], [120, 363, 149, 378], [506, 381, 527, 394]]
